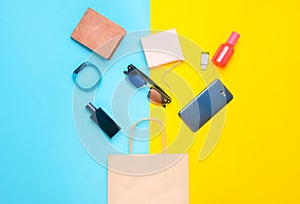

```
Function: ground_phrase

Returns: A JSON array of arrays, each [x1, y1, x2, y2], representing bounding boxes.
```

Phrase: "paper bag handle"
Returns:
[[130, 118, 166, 154]]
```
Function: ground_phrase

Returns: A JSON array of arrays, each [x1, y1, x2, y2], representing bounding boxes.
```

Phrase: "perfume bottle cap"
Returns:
[[227, 31, 240, 46]]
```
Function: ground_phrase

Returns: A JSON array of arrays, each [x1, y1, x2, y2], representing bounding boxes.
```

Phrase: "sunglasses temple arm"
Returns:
[[129, 65, 172, 101], [138, 71, 172, 100], [152, 85, 172, 100]]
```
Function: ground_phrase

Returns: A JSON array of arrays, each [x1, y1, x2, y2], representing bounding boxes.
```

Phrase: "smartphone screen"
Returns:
[[178, 79, 233, 132]]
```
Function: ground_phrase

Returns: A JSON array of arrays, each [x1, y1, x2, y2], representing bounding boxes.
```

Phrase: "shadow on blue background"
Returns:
[[0, 0, 149, 203]]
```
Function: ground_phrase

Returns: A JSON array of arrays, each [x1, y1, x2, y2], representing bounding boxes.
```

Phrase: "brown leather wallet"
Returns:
[[71, 8, 126, 59]]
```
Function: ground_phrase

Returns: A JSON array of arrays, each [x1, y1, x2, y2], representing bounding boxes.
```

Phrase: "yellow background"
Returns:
[[150, 0, 300, 203]]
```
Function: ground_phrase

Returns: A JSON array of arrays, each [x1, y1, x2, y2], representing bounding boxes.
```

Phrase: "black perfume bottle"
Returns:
[[86, 102, 120, 138]]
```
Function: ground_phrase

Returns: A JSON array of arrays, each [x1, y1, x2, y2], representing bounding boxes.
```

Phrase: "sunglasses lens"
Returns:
[[126, 72, 146, 88], [148, 88, 168, 107]]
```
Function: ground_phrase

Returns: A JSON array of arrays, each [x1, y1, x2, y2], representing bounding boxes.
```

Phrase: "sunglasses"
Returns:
[[124, 64, 172, 108]]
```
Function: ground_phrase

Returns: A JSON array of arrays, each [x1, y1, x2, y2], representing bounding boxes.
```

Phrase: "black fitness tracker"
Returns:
[[73, 61, 102, 91]]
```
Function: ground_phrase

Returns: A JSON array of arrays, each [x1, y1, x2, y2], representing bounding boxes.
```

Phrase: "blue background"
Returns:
[[0, 0, 149, 203]]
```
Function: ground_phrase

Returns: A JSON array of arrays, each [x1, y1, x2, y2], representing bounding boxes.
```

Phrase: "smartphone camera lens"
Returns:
[[219, 89, 226, 97]]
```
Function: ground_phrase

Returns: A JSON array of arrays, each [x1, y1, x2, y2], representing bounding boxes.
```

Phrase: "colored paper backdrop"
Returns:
[[0, 0, 149, 203], [1, 0, 300, 203], [150, 0, 300, 203]]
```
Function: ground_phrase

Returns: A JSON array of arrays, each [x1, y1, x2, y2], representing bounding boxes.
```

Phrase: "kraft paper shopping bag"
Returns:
[[108, 118, 189, 204]]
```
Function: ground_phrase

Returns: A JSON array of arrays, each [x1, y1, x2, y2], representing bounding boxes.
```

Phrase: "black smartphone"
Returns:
[[178, 79, 233, 132]]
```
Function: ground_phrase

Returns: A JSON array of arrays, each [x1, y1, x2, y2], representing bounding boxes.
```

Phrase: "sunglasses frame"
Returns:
[[124, 64, 172, 107]]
